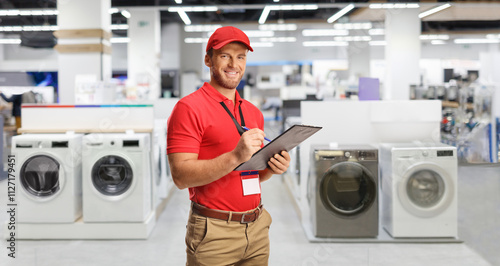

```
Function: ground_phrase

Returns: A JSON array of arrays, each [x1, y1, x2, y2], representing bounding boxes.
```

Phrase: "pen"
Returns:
[[242, 126, 272, 142]]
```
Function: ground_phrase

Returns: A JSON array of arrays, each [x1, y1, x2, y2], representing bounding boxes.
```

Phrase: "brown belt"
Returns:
[[191, 202, 263, 224]]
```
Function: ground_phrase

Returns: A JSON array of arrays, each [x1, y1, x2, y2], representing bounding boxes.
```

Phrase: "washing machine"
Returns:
[[308, 145, 379, 238], [82, 133, 152, 223], [379, 143, 458, 238], [152, 119, 169, 209], [12, 133, 83, 223]]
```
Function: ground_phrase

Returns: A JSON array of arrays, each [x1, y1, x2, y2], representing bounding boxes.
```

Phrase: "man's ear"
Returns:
[[204, 54, 212, 68]]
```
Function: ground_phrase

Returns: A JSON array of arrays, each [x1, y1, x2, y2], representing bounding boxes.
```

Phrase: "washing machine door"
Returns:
[[320, 161, 376, 217], [91, 155, 133, 196], [20, 155, 60, 198], [398, 162, 454, 217]]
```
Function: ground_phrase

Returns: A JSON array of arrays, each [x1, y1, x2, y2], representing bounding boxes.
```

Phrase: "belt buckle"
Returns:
[[240, 213, 250, 224]]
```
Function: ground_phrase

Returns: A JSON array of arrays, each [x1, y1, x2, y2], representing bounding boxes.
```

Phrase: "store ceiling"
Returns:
[[0, 0, 499, 35]]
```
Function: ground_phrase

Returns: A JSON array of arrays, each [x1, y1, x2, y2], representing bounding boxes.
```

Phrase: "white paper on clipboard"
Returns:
[[235, 124, 322, 171]]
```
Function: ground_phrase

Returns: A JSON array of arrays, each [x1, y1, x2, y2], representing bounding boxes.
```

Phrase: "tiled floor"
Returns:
[[0, 163, 497, 266]]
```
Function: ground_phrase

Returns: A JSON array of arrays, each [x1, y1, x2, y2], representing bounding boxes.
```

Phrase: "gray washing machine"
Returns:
[[308, 145, 379, 238]]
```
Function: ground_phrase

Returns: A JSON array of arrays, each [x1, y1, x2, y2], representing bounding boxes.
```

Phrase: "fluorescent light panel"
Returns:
[[0, 25, 59, 32], [177, 10, 191, 25], [258, 24, 297, 31], [335, 36, 371, 42], [259, 4, 318, 24], [168, 6, 218, 12], [368, 29, 384, 35], [420, 34, 449, 40], [111, 37, 130, 43], [333, 22, 372, 30], [369, 40, 386, 46], [431, 40, 447, 45], [185, 25, 222, 32], [419, 3, 451, 19], [327, 4, 355, 24], [303, 41, 348, 47], [0, 39, 21, 44], [0, 9, 58, 16], [454, 38, 500, 44], [302, 29, 349, 36], [120, 10, 131, 18], [260, 37, 296, 43], [369, 3, 419, 9]]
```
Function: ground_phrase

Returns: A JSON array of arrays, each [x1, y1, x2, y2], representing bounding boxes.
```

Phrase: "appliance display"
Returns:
[[82, 133, 152, 223], [308, 145, 379, 238], [379, 143, 458, 238], [12, 133, 83, 223], [152, 119, 169, 209]]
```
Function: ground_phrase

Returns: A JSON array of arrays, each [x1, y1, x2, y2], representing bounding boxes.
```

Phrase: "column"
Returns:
[[348, 42, 371, 79], [127, 9, 161, 100], [384, 8, 421, 100], [55, 0, 112, 104]]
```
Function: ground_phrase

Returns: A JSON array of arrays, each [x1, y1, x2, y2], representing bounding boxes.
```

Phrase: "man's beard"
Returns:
[[212, 68, 241, 90]]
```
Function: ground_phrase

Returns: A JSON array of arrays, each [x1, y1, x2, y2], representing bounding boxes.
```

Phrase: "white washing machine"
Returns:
[[308, 145, 379, 238], [12, 133, 83, 223], [82, 133, 152, 223], [379, 143, 458, 238], [152, 119, 169, 209]]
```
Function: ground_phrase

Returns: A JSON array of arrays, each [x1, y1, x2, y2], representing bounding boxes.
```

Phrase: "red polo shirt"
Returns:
[[167, 82, 264, 212]]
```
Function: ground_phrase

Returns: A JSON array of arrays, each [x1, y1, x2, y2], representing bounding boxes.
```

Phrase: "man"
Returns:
[[167, 26, 290, 265]]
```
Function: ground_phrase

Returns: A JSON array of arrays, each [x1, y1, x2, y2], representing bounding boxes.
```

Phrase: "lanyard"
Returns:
[[220, 101, 246, 136]]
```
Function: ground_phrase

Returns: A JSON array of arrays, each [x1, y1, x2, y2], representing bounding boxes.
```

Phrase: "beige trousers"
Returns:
[[185, 207, 272, 266]]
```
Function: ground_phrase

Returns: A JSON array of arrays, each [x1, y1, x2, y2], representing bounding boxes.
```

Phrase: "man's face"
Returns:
[[205, 42, 248, 90]]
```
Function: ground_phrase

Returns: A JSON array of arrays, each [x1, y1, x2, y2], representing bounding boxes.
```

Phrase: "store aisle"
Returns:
[[0, 168, 495, 266]]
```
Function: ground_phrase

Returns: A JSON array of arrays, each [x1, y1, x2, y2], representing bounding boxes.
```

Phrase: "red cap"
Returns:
[[206, 26, 253, 52]]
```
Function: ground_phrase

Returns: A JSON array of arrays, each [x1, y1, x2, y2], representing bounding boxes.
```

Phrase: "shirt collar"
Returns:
[[202, 82, 243, 105]]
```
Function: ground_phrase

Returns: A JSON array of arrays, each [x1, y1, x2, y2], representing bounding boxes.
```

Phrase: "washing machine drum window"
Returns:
[[92, 155, 133, 196], [20, 155, 60, 197], [320, 162, 376, 216], [406, 169, 445, 208]]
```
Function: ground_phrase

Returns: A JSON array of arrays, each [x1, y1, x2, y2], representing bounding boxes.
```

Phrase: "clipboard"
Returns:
[[235, 124, 322, 171]]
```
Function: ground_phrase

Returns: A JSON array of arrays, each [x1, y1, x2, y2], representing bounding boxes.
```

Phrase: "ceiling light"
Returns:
[[109, 8, 120, 14], [184, 25, 222, 32], [486, 34, 500, 39], [0, 9, 58, 16], [0, 25, 59, 32], [420, 34, 449, 40], [368, 29, 384, 35], [334, 36, 371, 42], [175, 0, 182, 3], [258, 24, 297, 31], [259, 4, 318, 24], [110, 24, 129, 30], [177, 10, 191, 25], [419, 3, 451, 19], [303, 41, 348, 47], [120, 10, 131, 18], [168, 6, 218, 12], [260, 37, 296, 43], [454, 38, 500, 44], [259, 6, 272, 24], [302, 29, 349, 37], [0, 39, 21, 44], [252, 42, 274, 48], [327, 4, 355, 24], [369, 41, 386, 46], [369, 3, 419, 9], [431, 40, 447, 45], [184, 37, 208, 43], [333, 22, 372, 30], [244, 30, 275, 38], [111, 37, 130, 43]]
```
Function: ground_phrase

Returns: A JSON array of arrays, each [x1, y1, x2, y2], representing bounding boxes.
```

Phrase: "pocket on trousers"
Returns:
[[186, 214, 208, 253]]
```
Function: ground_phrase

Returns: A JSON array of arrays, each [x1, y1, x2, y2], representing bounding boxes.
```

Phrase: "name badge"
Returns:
[[241, 171, 261, 196]]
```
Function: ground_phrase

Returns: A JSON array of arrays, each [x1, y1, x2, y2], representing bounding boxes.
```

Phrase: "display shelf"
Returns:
[[17, 127, 153, 134], [7, 212, 156, 240], [283, 175, 462, 244], [441, 100, 473, 110]]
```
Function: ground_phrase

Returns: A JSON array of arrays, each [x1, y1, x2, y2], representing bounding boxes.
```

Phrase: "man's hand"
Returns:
[[232, 128, 265, 163], [267, 150, 290, 175]]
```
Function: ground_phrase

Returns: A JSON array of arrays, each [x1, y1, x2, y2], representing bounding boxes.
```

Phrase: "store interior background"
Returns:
[[1, 0, 500, 265]]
